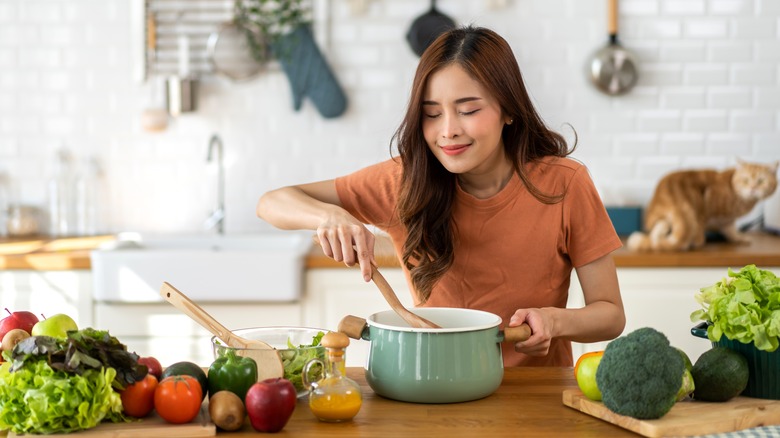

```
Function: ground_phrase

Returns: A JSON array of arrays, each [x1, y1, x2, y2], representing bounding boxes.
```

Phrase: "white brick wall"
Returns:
[[0, 0, 778, 236]]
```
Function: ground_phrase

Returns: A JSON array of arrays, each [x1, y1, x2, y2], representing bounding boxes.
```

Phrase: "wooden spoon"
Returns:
[[159, 282, 284, 380], [312, 235, 440, 329], [370, 264, 440, 329]]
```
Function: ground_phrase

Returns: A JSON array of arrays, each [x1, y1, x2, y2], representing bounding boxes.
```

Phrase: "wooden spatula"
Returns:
[[312, 235, 440, 329], [159, 282, 284, 380], [370, 264, 440, 329]]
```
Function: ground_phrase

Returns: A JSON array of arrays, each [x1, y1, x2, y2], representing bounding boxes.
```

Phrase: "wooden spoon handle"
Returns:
[[503, 323, 532, 343], [371, 266, 440, 329], [160, 281, 249, 348]]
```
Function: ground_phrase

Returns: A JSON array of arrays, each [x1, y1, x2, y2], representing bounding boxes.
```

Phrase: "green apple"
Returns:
[[575, 351, 603, 401], [31, 314, 78, 339]]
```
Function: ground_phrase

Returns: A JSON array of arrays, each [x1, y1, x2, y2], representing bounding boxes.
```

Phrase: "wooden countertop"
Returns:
[[222, 366, 634, 437], [2, 232, 780, 271], [0, 235, 115, 270], [611, 232, 780, 268]]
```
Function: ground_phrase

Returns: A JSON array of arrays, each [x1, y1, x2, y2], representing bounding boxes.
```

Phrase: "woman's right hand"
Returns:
[[316, 213, 377, 282], [257, 179, 376, 282]]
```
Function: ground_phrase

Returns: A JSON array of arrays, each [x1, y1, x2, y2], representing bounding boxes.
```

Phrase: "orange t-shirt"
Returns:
[[335, 156, 622, 367]]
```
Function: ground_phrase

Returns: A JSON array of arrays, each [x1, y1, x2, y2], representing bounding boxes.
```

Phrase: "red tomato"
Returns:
[[120, 374, 158, 418], [154, 375, 203, 424]]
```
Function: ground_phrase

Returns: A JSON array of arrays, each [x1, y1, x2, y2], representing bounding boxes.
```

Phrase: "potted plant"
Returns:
[[690, 264, 780, 400], [234, 0, 312, 64]]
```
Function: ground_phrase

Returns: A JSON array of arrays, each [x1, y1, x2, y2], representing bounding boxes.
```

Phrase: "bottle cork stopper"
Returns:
[[321, 331, 350, 349]]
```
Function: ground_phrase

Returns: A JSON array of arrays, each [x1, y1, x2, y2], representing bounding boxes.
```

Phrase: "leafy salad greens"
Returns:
[[691, 264, 780, 352], [0, 328, 145, 435], [279, 331, 325, 391]]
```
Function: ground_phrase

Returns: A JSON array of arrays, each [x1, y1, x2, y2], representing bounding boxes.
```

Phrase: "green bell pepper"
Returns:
[[207, 349, 258, 401]]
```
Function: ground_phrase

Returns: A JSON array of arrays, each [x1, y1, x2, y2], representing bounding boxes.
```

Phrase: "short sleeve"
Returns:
[[334, 159, 402, 229], [563, 166, 622, 267]]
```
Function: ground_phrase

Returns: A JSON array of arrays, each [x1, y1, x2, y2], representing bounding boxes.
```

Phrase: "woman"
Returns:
[[258, 26, 625, 367]]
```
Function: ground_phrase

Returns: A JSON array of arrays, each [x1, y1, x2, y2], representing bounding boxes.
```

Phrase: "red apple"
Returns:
[[245, 378, 296, 433], [0, 309, 39, 340], [137, 356, 163, 380]]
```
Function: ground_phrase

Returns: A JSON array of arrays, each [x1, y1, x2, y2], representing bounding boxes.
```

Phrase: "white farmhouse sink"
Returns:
[[90, 232, 311, 303]]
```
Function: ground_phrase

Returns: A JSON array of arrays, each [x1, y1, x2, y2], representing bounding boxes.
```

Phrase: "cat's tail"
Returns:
[[628, 217, 693, 251], [626, 231, 652, 251]]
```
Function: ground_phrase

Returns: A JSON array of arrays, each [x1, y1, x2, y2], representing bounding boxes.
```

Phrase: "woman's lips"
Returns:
[[440, 144, 470, 156]]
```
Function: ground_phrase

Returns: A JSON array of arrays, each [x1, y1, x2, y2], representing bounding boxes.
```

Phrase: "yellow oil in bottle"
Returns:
[[303, 332, 362, 423], [308, 381, 362, 422]]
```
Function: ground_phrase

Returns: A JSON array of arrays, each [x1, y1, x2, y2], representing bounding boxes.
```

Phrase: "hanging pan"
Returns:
[[587, 0, 639, 95], [406, 0, 456, 57]]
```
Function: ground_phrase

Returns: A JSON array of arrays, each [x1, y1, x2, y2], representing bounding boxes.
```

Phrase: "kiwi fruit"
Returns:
[[208, 390, 246, 431], [2, 329, 30, 352]]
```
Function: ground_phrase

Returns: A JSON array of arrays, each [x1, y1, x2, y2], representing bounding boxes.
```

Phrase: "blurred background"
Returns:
[[0, 0, 777, 237]]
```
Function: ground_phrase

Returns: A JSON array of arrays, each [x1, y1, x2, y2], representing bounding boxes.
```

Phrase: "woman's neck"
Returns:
[[457, 159, 515, 199]]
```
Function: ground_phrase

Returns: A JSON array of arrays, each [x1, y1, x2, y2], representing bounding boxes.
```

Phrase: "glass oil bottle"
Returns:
[[302, 331, 362, 422]]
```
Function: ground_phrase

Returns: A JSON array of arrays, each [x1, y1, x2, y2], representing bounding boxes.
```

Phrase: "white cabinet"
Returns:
[[303, 268, 413, 367], [93, 302, 303, 367], [0, 270, 93, 328]]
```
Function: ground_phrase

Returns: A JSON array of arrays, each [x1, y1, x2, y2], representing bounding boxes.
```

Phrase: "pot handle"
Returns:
[[502, 323, 531, 343], [691, 322, 710, 339], [338, 315, 369, 341]]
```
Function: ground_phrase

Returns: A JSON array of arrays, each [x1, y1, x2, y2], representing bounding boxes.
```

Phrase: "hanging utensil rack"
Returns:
[[144, 0, 233, 79], [131, 0, 330, 83]]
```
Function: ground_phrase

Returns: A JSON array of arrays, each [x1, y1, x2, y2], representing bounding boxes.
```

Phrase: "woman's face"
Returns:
[[421, 64, 511, 177]]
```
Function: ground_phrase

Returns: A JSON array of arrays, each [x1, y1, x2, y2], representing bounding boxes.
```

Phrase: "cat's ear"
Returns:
[[735, 157, 746, 168], [771, 160, 779, 173]]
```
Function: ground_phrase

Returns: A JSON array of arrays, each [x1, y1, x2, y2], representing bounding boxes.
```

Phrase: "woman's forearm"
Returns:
[[257, 185, 341, 230], [548, 301, 626, 344], [556, 254, 626, 343]]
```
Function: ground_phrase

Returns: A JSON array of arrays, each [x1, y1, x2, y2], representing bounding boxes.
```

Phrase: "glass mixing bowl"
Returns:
[[211, 326, 326, 398]]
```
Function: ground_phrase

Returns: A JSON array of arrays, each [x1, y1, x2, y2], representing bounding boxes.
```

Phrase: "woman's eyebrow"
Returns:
[[422, 96, 483, 106]]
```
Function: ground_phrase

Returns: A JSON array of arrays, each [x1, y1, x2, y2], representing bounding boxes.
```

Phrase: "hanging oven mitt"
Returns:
[[271, 25, 347, 119]]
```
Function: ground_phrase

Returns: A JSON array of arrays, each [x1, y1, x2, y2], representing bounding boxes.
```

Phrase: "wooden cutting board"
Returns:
[[563, 389, 780, 437], [5, 407, 216, 437]]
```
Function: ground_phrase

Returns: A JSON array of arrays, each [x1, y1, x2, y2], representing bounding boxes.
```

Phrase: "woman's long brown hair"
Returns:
[[392, 26, 575, 304]]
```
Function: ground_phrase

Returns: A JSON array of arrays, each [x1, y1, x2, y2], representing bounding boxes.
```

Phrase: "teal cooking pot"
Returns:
[[339, 308, 530, 403]]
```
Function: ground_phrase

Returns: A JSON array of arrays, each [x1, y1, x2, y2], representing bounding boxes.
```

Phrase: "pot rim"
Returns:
[[367, 307, 502, 333]]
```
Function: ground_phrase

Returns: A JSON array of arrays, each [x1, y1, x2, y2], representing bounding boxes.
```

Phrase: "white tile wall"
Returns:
[[0, 0, 778, 236]]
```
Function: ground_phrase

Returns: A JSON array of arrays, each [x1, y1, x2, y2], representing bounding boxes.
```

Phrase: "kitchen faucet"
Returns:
[[205, 134, 225, 234]]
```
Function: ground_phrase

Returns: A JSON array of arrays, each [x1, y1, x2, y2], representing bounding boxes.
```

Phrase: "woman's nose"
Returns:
[[440, 114, 462, 138]]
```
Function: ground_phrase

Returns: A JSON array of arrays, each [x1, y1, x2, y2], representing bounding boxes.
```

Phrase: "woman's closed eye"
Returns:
[[424, 109, 480, 119]]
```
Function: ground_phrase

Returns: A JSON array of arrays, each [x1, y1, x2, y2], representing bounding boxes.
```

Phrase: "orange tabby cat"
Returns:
[[627, 159, 779, 251]]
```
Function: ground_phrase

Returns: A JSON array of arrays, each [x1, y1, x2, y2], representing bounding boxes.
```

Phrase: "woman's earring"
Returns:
[[507, 119, 514, 125]]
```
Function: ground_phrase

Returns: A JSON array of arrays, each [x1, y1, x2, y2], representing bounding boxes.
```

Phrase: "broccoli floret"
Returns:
[[595, 327, 684, 419]]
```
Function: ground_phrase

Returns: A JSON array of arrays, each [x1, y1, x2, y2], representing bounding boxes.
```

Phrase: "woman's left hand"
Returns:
[[508, 308, 555, 356]]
